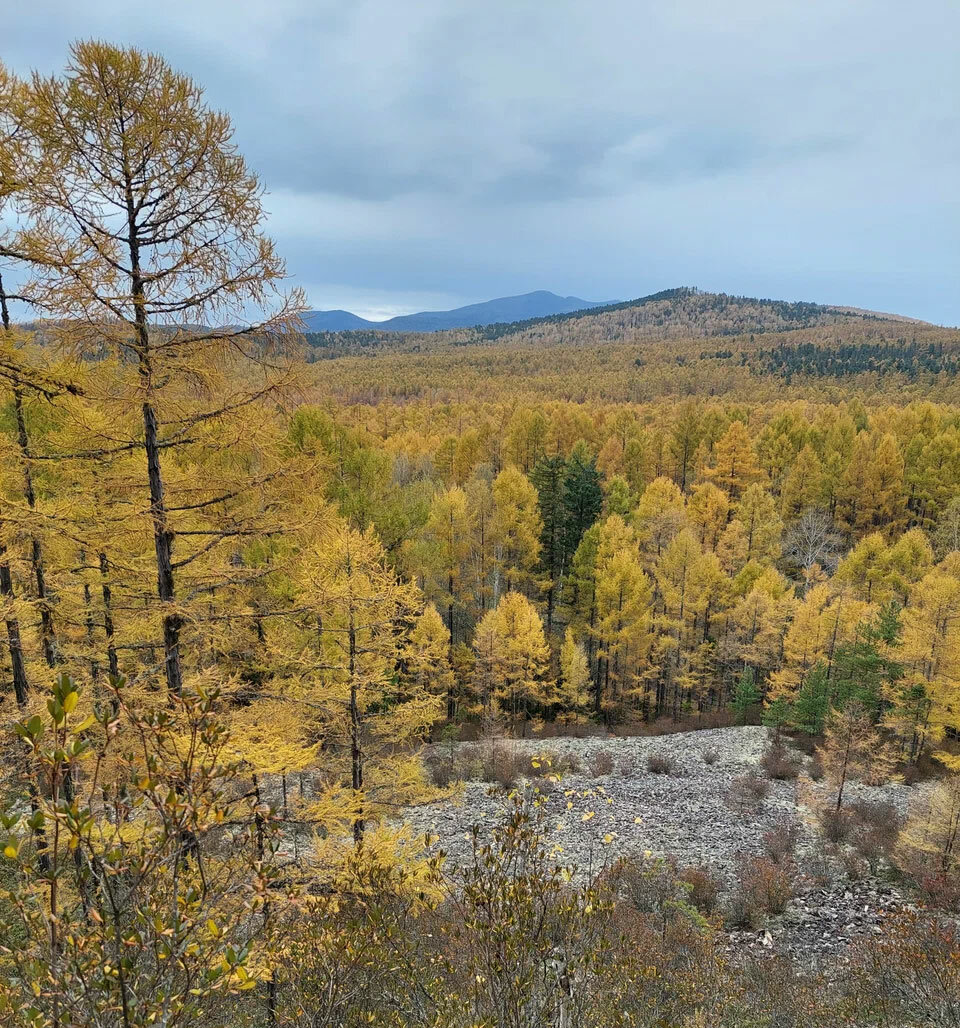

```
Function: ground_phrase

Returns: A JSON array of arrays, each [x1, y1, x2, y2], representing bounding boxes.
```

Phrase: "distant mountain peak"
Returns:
[[300, 290, 608, 334]]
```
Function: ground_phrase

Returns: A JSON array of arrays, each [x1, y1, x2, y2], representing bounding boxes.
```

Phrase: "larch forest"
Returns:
[[0, 41, 959, 1028]]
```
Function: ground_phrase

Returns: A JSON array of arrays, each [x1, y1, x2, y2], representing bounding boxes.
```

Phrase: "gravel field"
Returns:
[[400, 725, 928, 960]]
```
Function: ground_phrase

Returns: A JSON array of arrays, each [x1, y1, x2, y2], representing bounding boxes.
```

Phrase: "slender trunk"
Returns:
[[349, 610, 364, 846], [98, 552, 120, 681], [447, 573, 456, 720], [0, 276, 56, 679], [142, 394, 182, 695], [122, 152, 183, 695], [252, 775, 277, 1027], [0, 545, 29, 706], [13, 387, 58, 668], [836, 734, 851, 811], [79, 550, 100, 682]]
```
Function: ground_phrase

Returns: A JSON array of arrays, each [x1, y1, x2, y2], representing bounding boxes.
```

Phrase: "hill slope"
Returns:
[[300, 289, 605, 333], [303, 287, 933, 357]]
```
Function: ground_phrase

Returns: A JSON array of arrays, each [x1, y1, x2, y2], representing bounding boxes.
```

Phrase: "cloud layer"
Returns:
[[7, 1, 959, 322]]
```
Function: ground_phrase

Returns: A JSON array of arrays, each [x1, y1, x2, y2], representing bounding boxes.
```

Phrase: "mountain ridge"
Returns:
[[302, 286, 935, 342], [300, 289, 607, 333]]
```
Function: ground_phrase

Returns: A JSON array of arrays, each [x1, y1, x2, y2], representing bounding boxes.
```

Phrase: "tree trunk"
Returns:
[[122, 153, 183, 696], [98, 552, 120, 680], [0, 275, 54, 685], [349, 612, 364, 846], [13, 387, 58, 668], [0, 546, 29, 707]]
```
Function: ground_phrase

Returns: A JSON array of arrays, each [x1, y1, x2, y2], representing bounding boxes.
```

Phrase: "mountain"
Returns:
[[462, 287, 937, 344], [299, 309, 382, 332], [300, 290, 607, 333]]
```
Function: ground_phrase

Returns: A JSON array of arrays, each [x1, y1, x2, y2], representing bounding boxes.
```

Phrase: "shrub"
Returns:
[[725, 890, 760, 929], [484, 744, 527, 789], [818, 806, 854, 844], [763, 821, 800, 865], [679, 866, 722, 915], [589, 749, 615, 777], [739, 856, 794, 915], [916, 870, 960, 912], [702, 747, 719, 766], [647, 752, 676, 775], [424, 748, 457, 788], [849, 799, 903, 866], [534, 750, 582, 776], [847, 913, 960, 1026], [807, 754, 825, 782], [607, 855, 679, 915], [762, 740, 800, 780], [727, 773, 770, 813]]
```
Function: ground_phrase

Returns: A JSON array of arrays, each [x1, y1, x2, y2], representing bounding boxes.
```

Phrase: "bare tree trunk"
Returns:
[[349, 611, 364, 846], [79, 550, 100, 682], [13, 387, 58, 668], [122, 154, 183, 696], [98, 552, 120, 680], [0, 274, 57, 675], [0, 546, 29, 707]]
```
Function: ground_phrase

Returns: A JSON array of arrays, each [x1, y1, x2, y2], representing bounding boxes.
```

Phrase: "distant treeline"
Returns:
[[735, 340, 960, 382]]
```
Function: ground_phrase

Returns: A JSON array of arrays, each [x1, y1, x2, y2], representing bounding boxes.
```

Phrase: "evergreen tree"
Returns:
[[562, 442, 603, 568], [792, 662, 831, 735], [762, 696, 792, 742], [530, 453, 568, 634], [831, 606, 904, 716], [730, 666, 762, 724]]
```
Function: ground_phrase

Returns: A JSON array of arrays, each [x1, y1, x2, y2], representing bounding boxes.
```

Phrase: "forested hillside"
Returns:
[[303, 285, 938, 357], [0, 42, 958, 1028]]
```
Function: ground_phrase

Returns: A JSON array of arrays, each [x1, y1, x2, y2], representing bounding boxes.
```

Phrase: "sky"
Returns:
[[6, 1, 959, 324]]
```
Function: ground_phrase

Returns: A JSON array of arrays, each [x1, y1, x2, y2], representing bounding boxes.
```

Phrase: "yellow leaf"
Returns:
[[3, 845, 17, 859], [581, 811, 595, 822], [63, 692, 79, 714]]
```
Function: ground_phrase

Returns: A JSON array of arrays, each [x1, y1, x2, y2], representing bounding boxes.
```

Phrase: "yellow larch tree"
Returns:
[[780, 443, 824, 519], [558, 626, 591, 718], [490, 465, 542, 600], [768, 583, 838, 702], [633, 476, 687, 567], [301, 520, 440, 845], [402, 602, 457, 718], [17, 41, 304, 697], [418, 485, 471, 706], [900, 562, 960, 757], [730, 482, 783, 565], [593, 525, 654, 715], [686, 481, 729, 552], [705, 420, 764, 499], [472, 590, 552, 732]]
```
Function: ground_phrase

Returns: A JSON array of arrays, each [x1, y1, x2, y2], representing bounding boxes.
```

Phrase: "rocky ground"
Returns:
[[400, 725, 925, 961]]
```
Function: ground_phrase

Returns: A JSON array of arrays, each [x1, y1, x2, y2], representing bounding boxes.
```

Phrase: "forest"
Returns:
[[0, 41, 959, 1028]]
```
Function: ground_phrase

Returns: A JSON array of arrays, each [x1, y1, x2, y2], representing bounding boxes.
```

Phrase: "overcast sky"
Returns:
[[7, 1, 959, 323]]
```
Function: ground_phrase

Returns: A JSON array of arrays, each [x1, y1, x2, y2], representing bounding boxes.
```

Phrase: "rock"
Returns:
[[399, 725, 921, 966]]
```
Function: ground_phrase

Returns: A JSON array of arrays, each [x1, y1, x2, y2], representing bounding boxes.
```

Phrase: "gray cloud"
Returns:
[[6, 0, 959, 323]]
